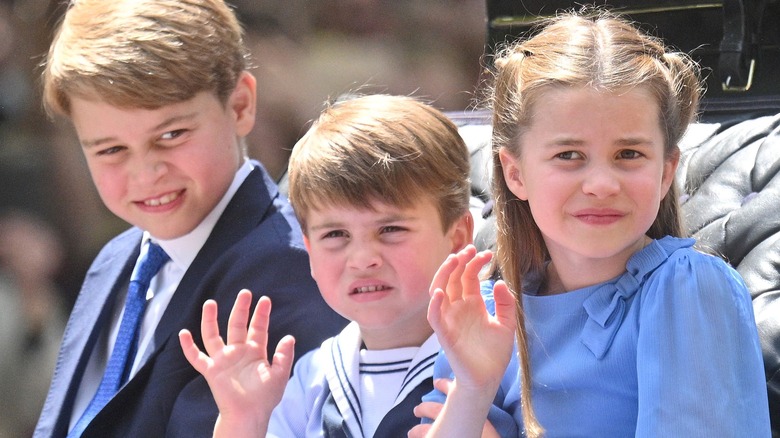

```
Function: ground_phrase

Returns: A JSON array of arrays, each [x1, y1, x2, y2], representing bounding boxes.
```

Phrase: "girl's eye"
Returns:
[[556, 151, 582, 160], [618, 150, 643, 159], [160, 129, 187, 141]]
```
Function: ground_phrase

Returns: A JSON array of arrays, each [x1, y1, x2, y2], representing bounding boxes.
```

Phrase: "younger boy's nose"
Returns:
[[347, 245, 383, 271]]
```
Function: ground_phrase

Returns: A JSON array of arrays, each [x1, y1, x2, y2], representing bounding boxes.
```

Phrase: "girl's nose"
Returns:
[[581, 165, 621, 198]]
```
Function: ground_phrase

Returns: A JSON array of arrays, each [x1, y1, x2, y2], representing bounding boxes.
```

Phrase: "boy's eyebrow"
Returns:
[[80, 113, 198, 148], [307, 212, 418, 232]]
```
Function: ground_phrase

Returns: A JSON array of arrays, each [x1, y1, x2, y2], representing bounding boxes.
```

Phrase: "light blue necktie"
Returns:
[[68, 241, 169, 437]]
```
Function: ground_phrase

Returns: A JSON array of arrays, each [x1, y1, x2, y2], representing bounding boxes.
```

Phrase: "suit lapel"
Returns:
[[40, 231, 140, 436]]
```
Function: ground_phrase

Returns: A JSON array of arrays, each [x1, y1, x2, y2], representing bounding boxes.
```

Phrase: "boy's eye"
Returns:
[[159, 129, 187, 141], [96, 145, 126, 156], [322, 230, 348, 239], [380, 225, 406, 234]]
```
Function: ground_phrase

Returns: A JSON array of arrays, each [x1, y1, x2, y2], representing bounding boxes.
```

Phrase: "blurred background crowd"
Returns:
[[0, 0, 488, 435]]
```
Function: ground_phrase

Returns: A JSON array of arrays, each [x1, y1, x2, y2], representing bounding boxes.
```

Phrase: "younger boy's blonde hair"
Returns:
[[43, 0, 248, 116], [288, 94, 471, 233]]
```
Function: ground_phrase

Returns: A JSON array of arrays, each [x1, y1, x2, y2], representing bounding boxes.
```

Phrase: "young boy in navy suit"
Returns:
[[34, 1, 346, 437], [179, 94, 475, 437]]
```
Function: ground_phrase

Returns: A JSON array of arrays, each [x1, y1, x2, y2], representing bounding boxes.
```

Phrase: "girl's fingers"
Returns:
[[461, 250, 492, 298], [432, 377, 454, 395], [226, 290, 253, 345], [430, 254, 458, 297], [445, 245, 476, 300], [200, 299, 224, 355], [492, 280, 517, 331], [413, 401, 443, 420], [427, 288, 447, 333]]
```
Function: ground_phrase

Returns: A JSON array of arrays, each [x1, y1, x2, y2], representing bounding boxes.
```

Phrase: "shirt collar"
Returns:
[[145, 159, 254, 271]]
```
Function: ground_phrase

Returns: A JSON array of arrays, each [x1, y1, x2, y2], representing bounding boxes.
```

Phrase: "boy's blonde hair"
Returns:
[[288, 94, 471, 233], [488, 9, 702, 436], [43, 0, 248, 116]]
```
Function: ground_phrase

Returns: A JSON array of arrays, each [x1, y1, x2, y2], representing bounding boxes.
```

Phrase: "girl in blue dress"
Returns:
[[415, 9, 771, 438]]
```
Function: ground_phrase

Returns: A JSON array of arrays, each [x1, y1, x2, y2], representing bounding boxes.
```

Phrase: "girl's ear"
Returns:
[[660, 148, 681, 197], [499, 147, 528, 200], [230, 71, 257, 137]]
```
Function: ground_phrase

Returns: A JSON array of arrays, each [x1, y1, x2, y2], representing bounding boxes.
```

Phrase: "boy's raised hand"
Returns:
[[178, 289, 295, 437]]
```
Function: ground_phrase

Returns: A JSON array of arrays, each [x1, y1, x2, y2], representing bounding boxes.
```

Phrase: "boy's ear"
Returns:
[[449, 211, 474, 252], [499, 147, 528, 201], [302, 234, 316, 279], [230, 71, 257, 137]]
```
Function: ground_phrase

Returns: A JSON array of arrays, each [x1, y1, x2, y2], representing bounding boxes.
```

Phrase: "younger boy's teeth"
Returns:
[[354, 285, 387, 294]]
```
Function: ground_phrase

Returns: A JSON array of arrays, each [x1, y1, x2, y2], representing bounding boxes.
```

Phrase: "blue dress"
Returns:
[[426, 236, 770, 437]]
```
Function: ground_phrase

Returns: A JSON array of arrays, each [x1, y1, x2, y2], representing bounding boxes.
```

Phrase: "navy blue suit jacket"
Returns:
[[34, 164, 347, 437]]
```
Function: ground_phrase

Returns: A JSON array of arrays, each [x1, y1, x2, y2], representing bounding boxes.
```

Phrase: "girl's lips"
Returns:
[[573, 208, 625, 225]]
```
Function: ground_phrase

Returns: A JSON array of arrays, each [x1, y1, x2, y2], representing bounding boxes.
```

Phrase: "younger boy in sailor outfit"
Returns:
[[178, 94, 474, 437]]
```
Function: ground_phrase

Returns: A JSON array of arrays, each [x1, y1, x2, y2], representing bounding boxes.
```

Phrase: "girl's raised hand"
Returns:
[[178, 289, 295, 437], [427, 245, 517, 392]]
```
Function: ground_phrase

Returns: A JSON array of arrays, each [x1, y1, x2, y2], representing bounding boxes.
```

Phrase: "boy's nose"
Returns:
[[134, 155, 168, 184], [581, 165, 621, 198], [347, 245, 383, 271]]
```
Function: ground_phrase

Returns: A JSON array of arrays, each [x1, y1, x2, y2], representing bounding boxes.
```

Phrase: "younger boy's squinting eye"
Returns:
[[380, 225, 406, 234], [322, 229, 348, 240]]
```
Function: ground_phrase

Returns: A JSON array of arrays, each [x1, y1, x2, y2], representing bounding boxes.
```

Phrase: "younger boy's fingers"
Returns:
[[226, 289, 252, 345], [247, 295, 272, 352], [200, 299, 224, 355], [271, 334, 296, 377], [178, 329, 209, 375]]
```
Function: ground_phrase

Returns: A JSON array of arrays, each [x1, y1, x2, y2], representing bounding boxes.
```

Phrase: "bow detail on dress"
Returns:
[[580, 237, 695, 359]]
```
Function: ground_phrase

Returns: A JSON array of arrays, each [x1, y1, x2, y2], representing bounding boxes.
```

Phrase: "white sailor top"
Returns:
[[267, 321, 439, 438]]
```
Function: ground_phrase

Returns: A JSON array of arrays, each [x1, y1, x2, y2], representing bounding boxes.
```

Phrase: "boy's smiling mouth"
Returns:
[[142, 190, 182, 207]]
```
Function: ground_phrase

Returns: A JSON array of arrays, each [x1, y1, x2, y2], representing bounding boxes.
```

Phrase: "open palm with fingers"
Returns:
[[178, 289, 295, 435], [427, 245, 516, 392]]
